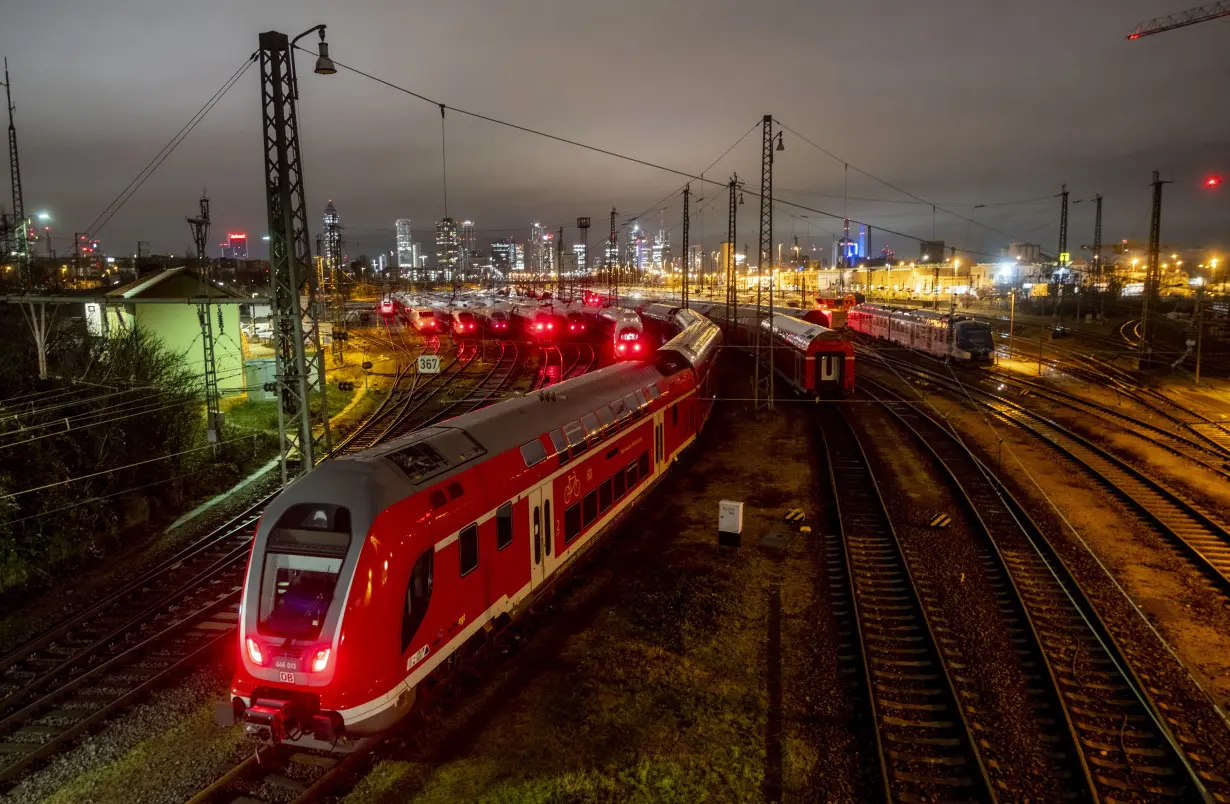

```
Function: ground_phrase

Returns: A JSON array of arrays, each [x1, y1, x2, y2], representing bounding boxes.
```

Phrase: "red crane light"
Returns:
[[1205, 175, 1223, 188]]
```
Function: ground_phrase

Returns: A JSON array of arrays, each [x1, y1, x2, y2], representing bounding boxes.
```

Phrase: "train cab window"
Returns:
[[625, 460, 638, 489], [613, 467, 627, 499], [565, 503, 582, 544], [448, 481, 464, 500], [401, 549, 434, 652], [543, 500, 552, 554], [638, 451, 650, 480], [429, 489, 447, 509], [520, 438, 548, 468], [496, 503, 513, 550], [258, 504, 352, 641], [599, 478, 613, 513], [550, 428, 569, 465], [583, 489, 598, 527], [459, 523, 479, 576]]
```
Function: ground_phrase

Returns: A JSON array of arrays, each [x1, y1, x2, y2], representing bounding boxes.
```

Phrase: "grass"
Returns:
[[221, 384, 358, 434]]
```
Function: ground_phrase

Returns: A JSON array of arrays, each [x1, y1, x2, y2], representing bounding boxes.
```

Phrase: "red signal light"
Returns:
[[1206, 175, 1223, 188]]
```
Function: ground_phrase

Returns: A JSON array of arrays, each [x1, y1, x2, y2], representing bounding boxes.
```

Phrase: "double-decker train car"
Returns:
[[690, 302, 854, 397], [512, 303, 564, 341], [848, 304, 993, 361], [221, 315, 722, 750], [600, 307, 646, 359], [477, 302, 512, 336]]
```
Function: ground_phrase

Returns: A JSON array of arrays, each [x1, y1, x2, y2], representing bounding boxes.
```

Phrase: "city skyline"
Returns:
[[1, 0, 1227, 263]]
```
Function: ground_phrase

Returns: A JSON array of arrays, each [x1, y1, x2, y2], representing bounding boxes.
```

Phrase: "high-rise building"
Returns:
[[530, 222, 545, 272], [491, 238, 515, 276], [323, 202, 342, 270], [411, 242, 423, 272], [651, 229, 669, 271], [460, 220, 477, 254], [228, 233, 248, 260], [395, 219, 413, 268], [542, 231, 555, 276], [572, 243, 587, 276], [436, 218, 460, 276], [514, 243, 525, 272]]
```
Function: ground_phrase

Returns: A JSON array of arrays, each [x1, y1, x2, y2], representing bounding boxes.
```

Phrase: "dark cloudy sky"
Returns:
[[2, 0, 1228, 264]]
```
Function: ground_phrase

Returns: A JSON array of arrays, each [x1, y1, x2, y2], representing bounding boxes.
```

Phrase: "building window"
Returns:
[[496, 502, 513, 550], [459, 523, 478, 576]]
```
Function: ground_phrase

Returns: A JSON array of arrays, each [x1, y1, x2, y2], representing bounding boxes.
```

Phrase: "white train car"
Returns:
[[848, 304, 993, 361]]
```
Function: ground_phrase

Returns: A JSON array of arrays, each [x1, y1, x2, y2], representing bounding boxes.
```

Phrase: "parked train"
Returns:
[[696, 303, 854, 397], [847, 304, 994, 361], [512, 303, 565, 341], [600, 307, 646, 360], [221, 310, 722, 750], [477, 302, 512, 336]]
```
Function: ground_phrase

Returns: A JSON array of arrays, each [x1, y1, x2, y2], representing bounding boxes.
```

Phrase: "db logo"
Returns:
[[564, 473, 581, 502]]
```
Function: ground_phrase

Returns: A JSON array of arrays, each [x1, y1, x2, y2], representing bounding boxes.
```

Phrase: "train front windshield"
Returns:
[[956, 323, 993, 351], [257, 505, 352, 640]]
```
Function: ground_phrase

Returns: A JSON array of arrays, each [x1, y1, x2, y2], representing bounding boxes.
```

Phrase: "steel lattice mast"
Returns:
[[4, 59, 29, 286], [752, 115, 775, 411], [1128, 1, 1230, 37], [607, 207, 617, 305], [724, 175, 739, 335], [259, 28, 332, 484], [680, 184, 690, 309], [1140, 170, 1169, 362]]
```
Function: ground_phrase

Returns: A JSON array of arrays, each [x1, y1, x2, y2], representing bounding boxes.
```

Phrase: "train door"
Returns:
[[816, 354, 841, 392], [540, 483, 557, 579], [653, 411, 665, 472], [527, 487, 545, 590]]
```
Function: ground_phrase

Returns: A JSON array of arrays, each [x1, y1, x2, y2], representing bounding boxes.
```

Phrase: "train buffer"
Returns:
[[784, 508, 806, 524], [929, 512, 953, 529]]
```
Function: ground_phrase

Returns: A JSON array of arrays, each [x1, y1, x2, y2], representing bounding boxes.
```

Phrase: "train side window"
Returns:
[[610, 398, 628, 426], [429, 489, 447, 509], [638, 451, 650, 479], [647, 384, 661, 400], [583, 490, 598, 527], [624, 393, 642, 419], [496, 502, 513, 550], [448, 482, 464, 500], [671, 405, 678, 427], [520, 439, 547, 468], [565, 421, 588, 458], [599, 478, 613, 513], [625, 460, 638, 488], [582, 413, 601, 446], [613, 467, 627, 499], [400, 549, 434, 652], [459, 523, 479, 577], [634, 390, 648, 409], [596, 406, 614, 429], [550, 428, 569, 465], [565, 503, 582, 544], [543, 500, 552, 555]]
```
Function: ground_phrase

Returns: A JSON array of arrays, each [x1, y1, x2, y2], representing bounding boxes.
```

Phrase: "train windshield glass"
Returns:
[[258, 504, 352, 640], [957, 324, 993, 348]]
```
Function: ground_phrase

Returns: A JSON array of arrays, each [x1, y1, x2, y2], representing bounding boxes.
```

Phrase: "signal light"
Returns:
[[312, 648, 331, 673], [1206, 175, 1223, 188], [246, 638, 265, 666]]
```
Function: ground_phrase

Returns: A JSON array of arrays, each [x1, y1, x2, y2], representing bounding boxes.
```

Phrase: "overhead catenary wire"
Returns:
[[81, 53, 257, 239]]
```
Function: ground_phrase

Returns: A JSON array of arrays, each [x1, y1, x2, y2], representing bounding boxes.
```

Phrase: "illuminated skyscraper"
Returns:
[[395, 219, 413, 268], [514, 243, 525, 272], [323, 201, 342, 271], [491, 238, 515, 276], [228, 233, 248, 260], [530, 222, 545, 272], [435, 218, 459, 276], [572, 243, 587, 276]]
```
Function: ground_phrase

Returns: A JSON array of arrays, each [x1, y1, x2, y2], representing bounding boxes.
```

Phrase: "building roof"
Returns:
[[105, 267, 247, 300]]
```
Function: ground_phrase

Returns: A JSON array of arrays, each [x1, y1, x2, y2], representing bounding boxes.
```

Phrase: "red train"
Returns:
[[221, 310, 721, 749]]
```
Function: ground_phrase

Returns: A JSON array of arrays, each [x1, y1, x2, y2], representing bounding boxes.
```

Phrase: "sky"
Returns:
[[2, 0, 1228, 265]]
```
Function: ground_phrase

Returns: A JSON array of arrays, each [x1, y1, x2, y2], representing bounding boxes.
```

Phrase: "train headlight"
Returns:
[[312, 648, 331, 673], [246, 638, 265, 666]]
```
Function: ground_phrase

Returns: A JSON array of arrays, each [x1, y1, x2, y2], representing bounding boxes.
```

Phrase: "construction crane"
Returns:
[[1127, 1, 1230, 38]]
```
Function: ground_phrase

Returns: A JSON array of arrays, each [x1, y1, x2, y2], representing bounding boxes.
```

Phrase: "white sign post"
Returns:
[[418, 354, 441, 375]]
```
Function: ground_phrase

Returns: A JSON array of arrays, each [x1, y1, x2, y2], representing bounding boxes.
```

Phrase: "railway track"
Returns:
[[562, 342, 596, 380], [868, 358, 1230, 597], [816, 408, 994, 801], [856, 377, 1217, 800], [0, 498, 272, 789], [0, 335, 483, 789], [421, 340, 520, 426], [531, 345, 564, 391]]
